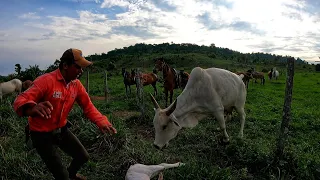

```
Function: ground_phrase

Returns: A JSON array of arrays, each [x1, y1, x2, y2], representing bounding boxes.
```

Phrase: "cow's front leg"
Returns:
[[214, 111, 230, 144]]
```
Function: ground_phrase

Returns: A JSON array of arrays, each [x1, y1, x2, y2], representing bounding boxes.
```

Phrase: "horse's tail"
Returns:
[[262, 76, 265, 85]]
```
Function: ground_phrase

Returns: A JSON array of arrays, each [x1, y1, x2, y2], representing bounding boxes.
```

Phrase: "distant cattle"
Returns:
[[0, 78, 22, 102], [150, 67, 247, 149]]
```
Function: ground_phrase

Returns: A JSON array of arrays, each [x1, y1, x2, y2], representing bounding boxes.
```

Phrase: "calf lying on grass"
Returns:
[[125, 162, 185, 180]]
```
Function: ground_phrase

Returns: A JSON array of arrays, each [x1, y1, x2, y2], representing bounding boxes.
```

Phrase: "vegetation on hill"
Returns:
[[0, 42, 314, 82]]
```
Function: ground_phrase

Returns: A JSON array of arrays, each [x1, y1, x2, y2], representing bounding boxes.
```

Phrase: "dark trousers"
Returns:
[[30, 127, 89, 180]]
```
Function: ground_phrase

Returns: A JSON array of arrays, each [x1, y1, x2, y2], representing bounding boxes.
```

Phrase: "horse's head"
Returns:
[[154, 58, 165, 72]]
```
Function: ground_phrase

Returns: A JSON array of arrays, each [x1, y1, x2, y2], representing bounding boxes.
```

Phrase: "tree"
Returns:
[[15, 64, 21, 75], [45, 59, 60, 73]]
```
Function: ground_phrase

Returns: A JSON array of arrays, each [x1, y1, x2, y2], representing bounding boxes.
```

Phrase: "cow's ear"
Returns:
[[172, 119, 180, 127]]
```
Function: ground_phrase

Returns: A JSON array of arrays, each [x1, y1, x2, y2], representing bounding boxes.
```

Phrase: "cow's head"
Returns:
[[150, 93, 181, 150]]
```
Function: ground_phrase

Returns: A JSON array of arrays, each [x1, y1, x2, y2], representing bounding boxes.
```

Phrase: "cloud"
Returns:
[[18, 12, 41, 19], [1, 0, 320, 75]]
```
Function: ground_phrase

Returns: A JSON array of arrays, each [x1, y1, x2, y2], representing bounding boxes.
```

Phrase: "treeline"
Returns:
[[0, 42, 312, 82], [85, 42, 308, 66]]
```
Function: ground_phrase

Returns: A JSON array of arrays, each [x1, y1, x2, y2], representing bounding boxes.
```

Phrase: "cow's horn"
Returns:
[[166, 99, 177, 116], [149, 93, 160, 109]]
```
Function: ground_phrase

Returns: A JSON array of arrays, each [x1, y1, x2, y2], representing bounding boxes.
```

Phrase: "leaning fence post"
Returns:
[[135, 68, 145, 118], [273, 57, 295, 167], [104, 70, 108, 102], [85, 70, 89, 94]]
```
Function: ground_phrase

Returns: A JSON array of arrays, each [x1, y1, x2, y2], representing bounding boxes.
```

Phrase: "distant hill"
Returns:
[[84, 42, 308, 72]]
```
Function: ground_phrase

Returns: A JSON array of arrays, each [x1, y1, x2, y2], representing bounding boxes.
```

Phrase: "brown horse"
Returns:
[[179, 70, 190, 89], [22, 80, 33, 91], [154, 58, 179, 107], [235, 72, 253, 89], [247, 69, 265, 85], [122, 68, 136, 96], [131, 69, 158, 96]]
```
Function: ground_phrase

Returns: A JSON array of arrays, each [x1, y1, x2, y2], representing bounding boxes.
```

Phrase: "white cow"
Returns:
[[272, 67, 279, 80], [0, 78, 22, 102], [125, 162, 184, 180], [150, 67, 247, 149]]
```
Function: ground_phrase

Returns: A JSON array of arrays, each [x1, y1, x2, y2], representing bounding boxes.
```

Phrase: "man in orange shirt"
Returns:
[[13, 48, 117, 180]]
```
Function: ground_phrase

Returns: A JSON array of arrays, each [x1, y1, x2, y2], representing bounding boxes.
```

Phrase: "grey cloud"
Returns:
[[112, 25, 158, 39], [229, 21, 265, 35], [27, 32, 56, 41], [197, 0, 233, 9], [197, 12, 265, 35], [149, 0, 176, 11], [282, 12, 303, 21], [197, 12, 224, 30], [285, 0, 320, 15]]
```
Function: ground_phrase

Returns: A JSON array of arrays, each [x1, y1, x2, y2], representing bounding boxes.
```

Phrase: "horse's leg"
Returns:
[[152, 83, 157, 96], [125, 84, 128, 97], [165, 89, 168, 107], [169, 90, 173, 105]]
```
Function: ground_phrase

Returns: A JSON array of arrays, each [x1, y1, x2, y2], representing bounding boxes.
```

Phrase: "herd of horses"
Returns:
[[122, 58, 280, 107], [122, 57, 190, 107], [0, 58, 279, 106]]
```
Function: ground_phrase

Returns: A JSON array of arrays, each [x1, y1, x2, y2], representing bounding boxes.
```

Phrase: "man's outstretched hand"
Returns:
[[25, 101, 53, 119], [99, 124, 117, 135]]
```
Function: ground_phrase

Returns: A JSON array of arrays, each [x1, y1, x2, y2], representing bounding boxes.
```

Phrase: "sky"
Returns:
[[0, 0, 319, 75]]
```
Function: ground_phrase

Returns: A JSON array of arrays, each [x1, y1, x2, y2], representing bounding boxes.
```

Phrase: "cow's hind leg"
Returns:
[[235, 106, 246, 138]]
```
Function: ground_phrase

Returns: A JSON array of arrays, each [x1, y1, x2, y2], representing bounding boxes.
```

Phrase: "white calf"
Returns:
[[125, 162, 184, 180]]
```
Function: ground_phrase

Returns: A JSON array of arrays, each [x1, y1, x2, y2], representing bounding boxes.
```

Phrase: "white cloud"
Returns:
[[1, 0, 320, 75], [18, 12, 41, 19]]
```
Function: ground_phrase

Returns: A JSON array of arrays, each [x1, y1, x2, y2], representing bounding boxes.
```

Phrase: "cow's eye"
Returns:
[[162, 125, 167, 130]]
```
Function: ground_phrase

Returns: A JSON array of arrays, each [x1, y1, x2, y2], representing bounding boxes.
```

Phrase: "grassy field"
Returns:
[[1, 64, 320, 180]]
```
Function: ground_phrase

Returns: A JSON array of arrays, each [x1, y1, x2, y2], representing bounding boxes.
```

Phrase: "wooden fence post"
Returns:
[[104, 70, 108, 102], [135, 68, 145, 118], [85, 70, 89, 94], [273, 57, 295, 166]]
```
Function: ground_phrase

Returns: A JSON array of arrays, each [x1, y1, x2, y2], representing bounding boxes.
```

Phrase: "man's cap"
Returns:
[[60, 48, 93, 68]]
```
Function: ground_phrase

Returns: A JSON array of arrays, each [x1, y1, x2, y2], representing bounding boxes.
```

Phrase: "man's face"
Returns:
[[65, 63, 83, 81]]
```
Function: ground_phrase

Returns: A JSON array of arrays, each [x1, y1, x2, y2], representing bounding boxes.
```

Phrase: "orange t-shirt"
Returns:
[[13, 69, 111, 132]]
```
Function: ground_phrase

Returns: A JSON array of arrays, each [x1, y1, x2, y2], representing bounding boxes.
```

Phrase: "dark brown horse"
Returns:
[[131, 69, 158, 96], [154, 58, 179, 107], [122, 68, 136, 96]]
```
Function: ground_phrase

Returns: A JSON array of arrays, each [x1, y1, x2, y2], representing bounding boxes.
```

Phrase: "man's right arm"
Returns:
[[13, 80, 46, 117]]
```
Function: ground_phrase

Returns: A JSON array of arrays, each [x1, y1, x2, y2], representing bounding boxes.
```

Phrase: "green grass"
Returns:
[[1, 66, 320, 180]]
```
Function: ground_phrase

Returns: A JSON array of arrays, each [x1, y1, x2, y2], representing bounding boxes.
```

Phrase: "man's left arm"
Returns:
[[75, 81, 112, 129]]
